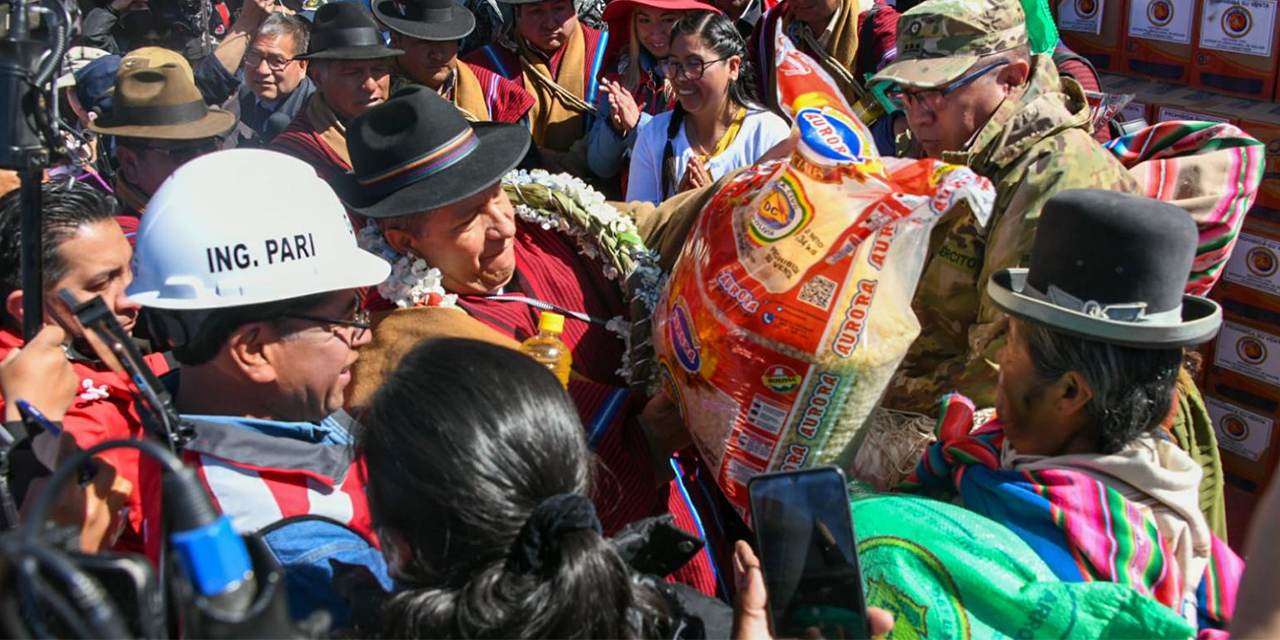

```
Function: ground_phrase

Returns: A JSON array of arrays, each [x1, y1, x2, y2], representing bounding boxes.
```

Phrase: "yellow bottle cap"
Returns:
[[539, 311, 565, 334]]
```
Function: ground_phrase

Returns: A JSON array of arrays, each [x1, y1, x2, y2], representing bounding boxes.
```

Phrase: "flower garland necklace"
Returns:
[[357, 170, 666, 386]]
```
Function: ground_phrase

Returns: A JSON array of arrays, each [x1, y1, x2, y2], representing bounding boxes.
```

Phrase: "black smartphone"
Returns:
[[748, 466, 869, 640]]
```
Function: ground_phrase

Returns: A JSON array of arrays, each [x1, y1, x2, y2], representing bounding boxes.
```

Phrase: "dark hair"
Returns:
[[660, 10, 759, 199], [1021, 319, 1182, 454], [0, 182, 117, 324], [167, 291, 331, 366], [256, 12, 310, 57], [360, 338, 670, 638]]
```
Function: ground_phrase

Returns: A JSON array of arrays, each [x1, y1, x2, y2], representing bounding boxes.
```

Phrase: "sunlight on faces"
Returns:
[[668, 32, 740, 117], [994, 318, 1093, 457], [246, 33, 308, 102], [634, 7, 683, 58], [901, 55, 1028, 159], [259, 289, 370, 421], [312, 58, 393, 121], [384, 181, 518, 295], [515, 0, 579, 53], [389, 32, 459, 89], [48, 220, 140, 335]]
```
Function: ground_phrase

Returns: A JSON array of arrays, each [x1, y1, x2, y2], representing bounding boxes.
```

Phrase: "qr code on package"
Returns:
[[798, 275, 837, 311]]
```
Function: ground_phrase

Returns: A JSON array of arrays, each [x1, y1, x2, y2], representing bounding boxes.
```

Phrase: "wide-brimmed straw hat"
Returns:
[[987, 189, 1221, 348]]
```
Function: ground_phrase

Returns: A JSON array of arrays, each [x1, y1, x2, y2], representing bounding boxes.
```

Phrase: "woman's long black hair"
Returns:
[[360, 338, 670, 638], [661, 10, 762, 199]]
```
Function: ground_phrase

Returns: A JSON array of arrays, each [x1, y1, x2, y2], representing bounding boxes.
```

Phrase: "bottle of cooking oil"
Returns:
[[520, 311, 572, 388]]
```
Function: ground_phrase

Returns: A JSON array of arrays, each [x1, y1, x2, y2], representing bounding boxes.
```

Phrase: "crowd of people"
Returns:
[[2, 0, 1279, 635]]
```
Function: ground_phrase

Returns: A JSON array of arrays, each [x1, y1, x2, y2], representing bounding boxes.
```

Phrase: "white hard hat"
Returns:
[[128, 149, 391, 310]]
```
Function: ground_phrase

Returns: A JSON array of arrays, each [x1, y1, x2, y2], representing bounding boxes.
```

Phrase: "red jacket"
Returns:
[[0, 327, 172, 555]]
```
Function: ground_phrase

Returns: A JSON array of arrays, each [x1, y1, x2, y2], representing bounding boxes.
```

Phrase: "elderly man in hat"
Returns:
[[750, 0, 900, 151], [464, 0, 609, 174], [868, 0, 1138, 419], [338, 86, 720, 597], [271, 1, 402, 184], [377, 0, 534, 122], [89, 47, 236, 219], [195, 0, 316, 146], [906, 189, 1240, 634]]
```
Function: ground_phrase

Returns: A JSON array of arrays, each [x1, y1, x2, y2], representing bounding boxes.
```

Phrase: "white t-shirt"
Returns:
[[625, 107, 791, 205]]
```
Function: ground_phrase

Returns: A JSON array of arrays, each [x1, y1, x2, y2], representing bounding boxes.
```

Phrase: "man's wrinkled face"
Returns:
[[385, 181, 518, 295], [313, 58, 393, 121], [390, 31, 458, 89], [245, 33, 308, 102], [900, 62, 1010, 159], [790, 0, 840, 29], [117, 137, 222, 197], [49, 220, 141, 335], [515, 0, 579, 53]]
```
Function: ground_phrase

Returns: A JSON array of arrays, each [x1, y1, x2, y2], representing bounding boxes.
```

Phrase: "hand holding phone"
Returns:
[[748, 466, 869, 639]]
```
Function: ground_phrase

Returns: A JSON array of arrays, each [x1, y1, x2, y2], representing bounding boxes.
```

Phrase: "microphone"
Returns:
[[263, 112, 292, 143], [165, 467, 257, 618]]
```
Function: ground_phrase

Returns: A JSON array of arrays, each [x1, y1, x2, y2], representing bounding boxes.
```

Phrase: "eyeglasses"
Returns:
[[126, 138, 222, 164], [884, 60, 1010, 111], [245, 50, 296, 72], [660, 56, 733, 81], [280, 304, 372, 345]]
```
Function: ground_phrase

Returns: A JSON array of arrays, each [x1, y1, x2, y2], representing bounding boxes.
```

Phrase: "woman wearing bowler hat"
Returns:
[[376, 0, 535, 123]]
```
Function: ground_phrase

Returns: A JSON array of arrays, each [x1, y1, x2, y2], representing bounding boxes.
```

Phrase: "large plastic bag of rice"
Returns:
[[651, 23, 994, 518]]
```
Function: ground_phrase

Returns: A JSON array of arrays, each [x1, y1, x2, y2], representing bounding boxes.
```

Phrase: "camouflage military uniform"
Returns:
[[869, 0, 1140, 415]]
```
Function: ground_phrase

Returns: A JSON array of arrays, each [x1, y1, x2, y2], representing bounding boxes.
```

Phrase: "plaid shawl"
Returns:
[[1106, 121, 1266, 296], [903, 394, 1243, 635]]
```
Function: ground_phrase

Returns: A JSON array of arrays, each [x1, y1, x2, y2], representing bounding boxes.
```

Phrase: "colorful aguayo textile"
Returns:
[[903, 394, 1243, 635], [850, 494, 1197, 639], [1106, 120, 1265, 296]]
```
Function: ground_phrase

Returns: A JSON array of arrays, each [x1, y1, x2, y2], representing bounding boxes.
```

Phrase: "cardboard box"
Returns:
[[1202, 367, 1280, 484], [1100, 73, 1158, 121], [1059, 0, 1129, 71], [1148, 85, 1239, 122], [1191, 0, 1280, 99], [1123, 0, 1200, 82], [1213, 318, 1280, 387], [1223, 230, 1280, 300]]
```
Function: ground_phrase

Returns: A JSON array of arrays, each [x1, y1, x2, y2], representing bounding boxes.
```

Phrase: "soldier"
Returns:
[[866, 0, 1139, 417]]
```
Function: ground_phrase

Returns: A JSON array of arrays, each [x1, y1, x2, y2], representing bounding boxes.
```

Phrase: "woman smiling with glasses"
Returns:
[[624, 11, 790, 205]]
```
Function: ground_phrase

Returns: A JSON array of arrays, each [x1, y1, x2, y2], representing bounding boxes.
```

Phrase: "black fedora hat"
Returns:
[[988, 189, 1221, 348], [296, 1, 404, 60], [375, 0, 475, 41], [335, 85, 531, 218]]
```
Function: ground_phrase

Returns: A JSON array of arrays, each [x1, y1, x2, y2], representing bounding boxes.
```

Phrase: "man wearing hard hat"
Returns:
[[122, 148, 393, 624]]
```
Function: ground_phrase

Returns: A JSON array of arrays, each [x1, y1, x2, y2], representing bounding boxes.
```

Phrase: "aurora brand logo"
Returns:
[[668, 299, 702, 373], [1237, 335, 1268, 364], [832, 279, 878, 358], [867, 224, 896, 270], [1222, 4, 1253, 37], [796, 106, 865, 162], [778, 443, 811, 471], [749, 174, 814, 245], [1221, 413, 1250, 442], [761, 365, 803, 394], [716, 268, 761, 313], [796, 372, 842, 439]]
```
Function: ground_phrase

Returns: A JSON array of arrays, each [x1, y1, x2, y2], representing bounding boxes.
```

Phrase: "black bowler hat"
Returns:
[[335, 85, 531, 218], [296, 1, 404, 60], [375, 0, 475, 41], [987, 189, 1221, 348]]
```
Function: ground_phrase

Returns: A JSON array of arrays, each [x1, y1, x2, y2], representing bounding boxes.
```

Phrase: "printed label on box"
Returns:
[[1206, 396, 1275, 461], [1130, 0, 1196, 42], [1120, 100, 1149, 122], [1215, 321, 1280, 386], [1200, 0, 1278, 56], [1060, 0, 1106, 33], [1224, 232, 1280, 296], [1156, 106, 1233, 122]]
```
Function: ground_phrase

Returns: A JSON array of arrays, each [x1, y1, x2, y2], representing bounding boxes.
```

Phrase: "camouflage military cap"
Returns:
[[868, 0, 1029, 90]]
